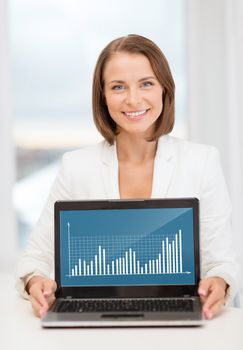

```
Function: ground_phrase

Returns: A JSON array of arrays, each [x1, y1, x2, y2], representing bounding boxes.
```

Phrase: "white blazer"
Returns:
[[16, 135, 240, 303]]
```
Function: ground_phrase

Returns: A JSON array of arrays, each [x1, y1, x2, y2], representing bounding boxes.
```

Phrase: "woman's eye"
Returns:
[[112, 85, 124, 91], [142, 81, 153, 88]]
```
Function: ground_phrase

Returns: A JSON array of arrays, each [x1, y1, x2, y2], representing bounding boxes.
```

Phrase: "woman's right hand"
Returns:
[[26, 276, 57, 318]]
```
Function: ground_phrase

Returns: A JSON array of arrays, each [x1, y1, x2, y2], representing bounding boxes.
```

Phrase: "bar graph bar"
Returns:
[[67, 222, 187, 277]]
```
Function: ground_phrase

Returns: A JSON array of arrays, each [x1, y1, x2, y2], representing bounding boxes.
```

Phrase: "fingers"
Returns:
[[42, 280, 57, 313], [203, 285, 225, 310], [42, 292, 56, 314], [29, 279, 57, 318], [198, 277, 226, 320], [202, 295, 225, 319], [198, 278, 212, 317], [30, 295, 44, 317], [206, 298, 225, 319], [198, 278, 212, 298], [29, 283, 49, 309], [43, 279, 57, 295]]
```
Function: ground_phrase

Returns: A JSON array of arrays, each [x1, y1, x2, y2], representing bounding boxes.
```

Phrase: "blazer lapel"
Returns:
[[151, 136, 176, 198], [101, 141, 120, 199]]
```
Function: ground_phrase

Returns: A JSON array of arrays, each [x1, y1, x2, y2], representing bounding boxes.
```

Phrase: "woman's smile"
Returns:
[[122, 109, 150, 121]]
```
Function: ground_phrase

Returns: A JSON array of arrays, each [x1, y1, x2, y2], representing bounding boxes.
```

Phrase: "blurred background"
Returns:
[[9, 0, 187, 248], [0, 0, 242, 294]]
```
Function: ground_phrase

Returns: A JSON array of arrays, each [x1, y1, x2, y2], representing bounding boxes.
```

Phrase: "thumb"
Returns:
[[198, 278, 212, 297], [43, 280, 57, 296]]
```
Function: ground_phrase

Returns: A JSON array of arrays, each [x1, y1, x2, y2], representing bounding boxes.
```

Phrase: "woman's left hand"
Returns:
[[198, 277, 228, 320]]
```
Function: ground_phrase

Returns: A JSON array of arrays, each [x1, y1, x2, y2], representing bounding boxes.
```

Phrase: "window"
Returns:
[[9, 0, 187, 247]]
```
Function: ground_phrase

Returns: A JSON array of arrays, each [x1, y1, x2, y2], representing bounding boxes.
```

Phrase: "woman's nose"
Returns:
[[124, 88, 142, 106]]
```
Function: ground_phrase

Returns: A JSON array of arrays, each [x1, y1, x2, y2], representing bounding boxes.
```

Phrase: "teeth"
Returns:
[[125, 110, 147, 117]]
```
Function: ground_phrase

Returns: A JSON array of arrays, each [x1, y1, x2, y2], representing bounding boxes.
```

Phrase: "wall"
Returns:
[[187, 0, 243, 282], [0, 0, 16, 270]]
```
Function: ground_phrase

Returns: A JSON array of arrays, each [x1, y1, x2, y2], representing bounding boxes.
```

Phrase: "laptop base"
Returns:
[[42, 311, 204, 328], [41, 296, 204, 328]]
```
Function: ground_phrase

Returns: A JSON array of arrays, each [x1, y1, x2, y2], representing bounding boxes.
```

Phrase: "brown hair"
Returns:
[[92, 34, 175, 145]]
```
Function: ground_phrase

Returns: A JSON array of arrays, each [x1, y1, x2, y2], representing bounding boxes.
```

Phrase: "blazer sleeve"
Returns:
[[15, 153, 72, 299], [199, 146, 241, 305]]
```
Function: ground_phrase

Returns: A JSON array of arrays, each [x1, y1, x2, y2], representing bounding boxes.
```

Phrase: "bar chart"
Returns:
[[67, 222, 189, 278]]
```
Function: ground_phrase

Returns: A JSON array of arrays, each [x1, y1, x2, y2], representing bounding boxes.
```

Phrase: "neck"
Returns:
[[116, 133, 158, 164]]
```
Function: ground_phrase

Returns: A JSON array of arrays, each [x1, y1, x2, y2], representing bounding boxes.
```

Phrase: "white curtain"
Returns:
[[187, 0, 243, 288], [0, 0, 16, 269]]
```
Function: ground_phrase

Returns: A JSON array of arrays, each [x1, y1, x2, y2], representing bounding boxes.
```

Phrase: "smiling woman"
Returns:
[[16, 34, 240, 322]]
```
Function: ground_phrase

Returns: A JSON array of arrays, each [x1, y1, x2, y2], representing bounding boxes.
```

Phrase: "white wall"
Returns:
[[0, 0, 16, 270], [187, 0, 243, 281]]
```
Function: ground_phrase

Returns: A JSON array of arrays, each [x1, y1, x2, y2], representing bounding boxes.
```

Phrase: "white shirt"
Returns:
[[15, 135, 240, 303]]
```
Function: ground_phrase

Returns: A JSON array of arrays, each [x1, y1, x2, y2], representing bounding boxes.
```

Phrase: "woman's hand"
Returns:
[[26, 276, 57, 318], [198, 277, 228, 320]]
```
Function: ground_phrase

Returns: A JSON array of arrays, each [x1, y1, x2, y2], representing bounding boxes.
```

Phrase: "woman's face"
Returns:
[[103, 52, 163, 138]]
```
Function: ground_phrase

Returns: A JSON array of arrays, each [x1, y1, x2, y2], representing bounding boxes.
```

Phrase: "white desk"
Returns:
[[1, 272, 243, 350]]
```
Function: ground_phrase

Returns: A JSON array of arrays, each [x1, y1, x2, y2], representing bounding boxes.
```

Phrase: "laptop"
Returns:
[[41, 198, 203, 327]]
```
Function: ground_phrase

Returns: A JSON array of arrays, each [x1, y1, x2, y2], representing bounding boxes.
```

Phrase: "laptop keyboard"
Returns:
[[54, 298, 193, 313]]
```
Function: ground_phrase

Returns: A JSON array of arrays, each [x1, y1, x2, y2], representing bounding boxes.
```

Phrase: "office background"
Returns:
[[0, 0, 242, 295]]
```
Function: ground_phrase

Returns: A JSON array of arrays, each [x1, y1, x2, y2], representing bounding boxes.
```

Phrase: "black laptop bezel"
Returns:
[[54, 198, 200, 299]]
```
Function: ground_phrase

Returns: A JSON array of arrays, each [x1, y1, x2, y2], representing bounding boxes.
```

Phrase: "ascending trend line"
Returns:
[[66, 223, 191, 277]]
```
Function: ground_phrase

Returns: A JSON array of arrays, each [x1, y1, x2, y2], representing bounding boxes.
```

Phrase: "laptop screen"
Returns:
[[58, 206, 196, 288]]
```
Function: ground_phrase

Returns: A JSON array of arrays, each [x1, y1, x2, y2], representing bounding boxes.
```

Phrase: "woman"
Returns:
[[16, 34, 239, 320]]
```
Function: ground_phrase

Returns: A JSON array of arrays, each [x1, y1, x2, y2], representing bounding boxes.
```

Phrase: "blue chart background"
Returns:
[[60, 208, 195, 286]]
